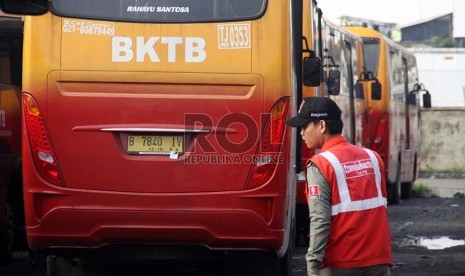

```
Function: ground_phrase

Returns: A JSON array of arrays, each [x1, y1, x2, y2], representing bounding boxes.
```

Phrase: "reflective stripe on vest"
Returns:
[[320, 148, 387, 216]]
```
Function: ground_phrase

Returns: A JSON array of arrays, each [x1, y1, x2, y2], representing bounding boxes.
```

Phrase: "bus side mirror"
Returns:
[[371, 80, 382, 100], [303, 56, 321, 87], [0, 0, 48, 15], [422, 90, 432, 108], [327, 70, 340, 95], [355, 82, 364, 99]]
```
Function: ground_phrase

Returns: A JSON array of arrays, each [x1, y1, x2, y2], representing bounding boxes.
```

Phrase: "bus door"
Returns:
[[343, 39, 356, 145], [360, 37, 383, 151], [401, 55, 419, 185], [403, 57, 411, 151]]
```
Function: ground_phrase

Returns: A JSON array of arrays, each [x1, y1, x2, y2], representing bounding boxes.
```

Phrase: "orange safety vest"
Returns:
[[309, 136, 393, 269]]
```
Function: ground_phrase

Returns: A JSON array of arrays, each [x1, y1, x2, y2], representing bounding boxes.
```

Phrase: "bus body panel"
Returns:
[[21, 139, 289, 250], [61, 20, 252, 73], [46, 70, 264, 193]]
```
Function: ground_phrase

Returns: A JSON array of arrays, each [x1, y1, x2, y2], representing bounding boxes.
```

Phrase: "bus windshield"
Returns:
[[362, 37, 380, 77], [50, 0, 267, 23]]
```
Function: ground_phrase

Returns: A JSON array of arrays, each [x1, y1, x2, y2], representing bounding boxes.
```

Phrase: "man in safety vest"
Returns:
[[286, 97, 393, 276]]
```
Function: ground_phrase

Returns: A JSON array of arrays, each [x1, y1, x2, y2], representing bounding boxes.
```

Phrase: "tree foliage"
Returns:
[[431, 36, 457, 48]]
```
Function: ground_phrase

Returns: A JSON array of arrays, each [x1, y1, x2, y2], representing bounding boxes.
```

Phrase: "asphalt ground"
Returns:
[[387, 195, 465, 275]]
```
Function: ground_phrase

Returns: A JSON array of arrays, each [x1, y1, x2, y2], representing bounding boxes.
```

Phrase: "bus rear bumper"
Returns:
[[25, 190, 285, 252]]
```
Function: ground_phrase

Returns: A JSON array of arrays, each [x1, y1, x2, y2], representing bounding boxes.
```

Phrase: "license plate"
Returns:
[[127, 135, 184, 154]]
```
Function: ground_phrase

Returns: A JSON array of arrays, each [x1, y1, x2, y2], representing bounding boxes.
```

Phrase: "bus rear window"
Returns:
[[362, 37, 380, 77], [50, 0, 267, 23]]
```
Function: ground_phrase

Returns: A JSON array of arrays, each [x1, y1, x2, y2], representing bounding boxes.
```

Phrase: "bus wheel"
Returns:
[[274, 223, 296, 276], [388, 163, 401, 204], [401, 182, 413, 199], [0, 203, 15, 262], [295, 204, 309, 247], [47, 255, 97, 276], [389, 180, 401, 204], [252, 249, 293, 276], [278, 245, 293, 276], [226, 235, 294, 276]]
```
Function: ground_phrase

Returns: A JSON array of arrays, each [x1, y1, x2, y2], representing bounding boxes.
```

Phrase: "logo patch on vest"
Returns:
[[308, 185, 320, 199], [342, 159, 375, 179]]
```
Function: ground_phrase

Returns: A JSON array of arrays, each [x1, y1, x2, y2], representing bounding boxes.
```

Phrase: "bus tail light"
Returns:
[[23, 94, 64, 186], [246, 97, 289, 189], [372, 113, 388, 152]]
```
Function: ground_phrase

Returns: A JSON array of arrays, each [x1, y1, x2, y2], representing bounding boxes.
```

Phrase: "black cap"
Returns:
[[286, 97, 341, 127]]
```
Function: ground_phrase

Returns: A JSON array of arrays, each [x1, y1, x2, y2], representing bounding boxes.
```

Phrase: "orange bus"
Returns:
[[321, 20, 368, 148], [0, 0, 329, 274], [345, 27, 431, 203], [0, 13, 23, 261], [294, 15, 369, 244]]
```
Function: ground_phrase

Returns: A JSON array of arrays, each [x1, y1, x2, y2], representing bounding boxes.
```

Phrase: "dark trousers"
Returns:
[[320, 264, 390, 276]]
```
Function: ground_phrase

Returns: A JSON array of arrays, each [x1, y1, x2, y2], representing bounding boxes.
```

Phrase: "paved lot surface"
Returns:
[[387, 196, 465, 275]]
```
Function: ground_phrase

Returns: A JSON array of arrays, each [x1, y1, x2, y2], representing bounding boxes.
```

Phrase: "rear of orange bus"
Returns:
[[7, 0, 315, 273], [345, 26, 424, 203]]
